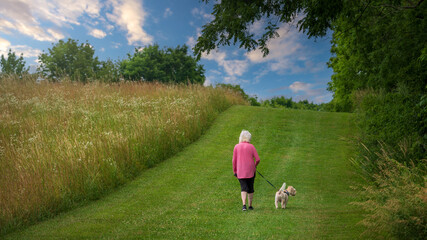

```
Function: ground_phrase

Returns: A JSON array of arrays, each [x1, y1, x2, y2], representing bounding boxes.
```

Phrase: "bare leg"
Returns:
[[241, 191, 248, 205], [248, 193, 254, 207]]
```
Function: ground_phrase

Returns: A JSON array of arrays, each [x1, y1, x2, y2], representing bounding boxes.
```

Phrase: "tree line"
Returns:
[[1, 39, 205, 84]]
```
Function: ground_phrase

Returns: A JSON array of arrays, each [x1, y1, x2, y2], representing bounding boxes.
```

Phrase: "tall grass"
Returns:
[[0, 77, 247, 234], [352, 143, 426, 239]]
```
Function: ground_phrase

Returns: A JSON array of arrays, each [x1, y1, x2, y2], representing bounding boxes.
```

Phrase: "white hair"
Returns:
[[239, 130, 252, 143]]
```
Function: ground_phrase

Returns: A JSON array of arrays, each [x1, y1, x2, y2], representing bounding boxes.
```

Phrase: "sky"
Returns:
[[0, 0, 335, 103]]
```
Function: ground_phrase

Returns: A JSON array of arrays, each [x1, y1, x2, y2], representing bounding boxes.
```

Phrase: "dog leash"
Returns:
[[256, 170, 277, 190]]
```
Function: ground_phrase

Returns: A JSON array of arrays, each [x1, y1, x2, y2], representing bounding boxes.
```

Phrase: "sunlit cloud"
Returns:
[[0, 0, 104, 42], [88, 28, 107, 39], [0, 37, 41, 59], [0, 0, 154, 46], [106, 0, 153, 46], [246, 24, 325, 75], [289, 81, 313, 93]]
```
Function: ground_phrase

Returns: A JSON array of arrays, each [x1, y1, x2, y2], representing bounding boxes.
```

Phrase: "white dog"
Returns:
[[275, 183, 296, 209]]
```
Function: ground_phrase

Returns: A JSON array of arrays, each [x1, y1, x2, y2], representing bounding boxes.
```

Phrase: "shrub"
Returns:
[[354, 90, 425, 171]]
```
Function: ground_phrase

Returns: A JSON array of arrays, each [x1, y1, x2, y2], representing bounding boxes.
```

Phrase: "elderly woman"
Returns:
[[233, 130, 260, 211]]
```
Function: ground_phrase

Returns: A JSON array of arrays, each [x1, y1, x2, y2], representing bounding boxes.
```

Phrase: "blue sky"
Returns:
[[0, 0, 334, 103]]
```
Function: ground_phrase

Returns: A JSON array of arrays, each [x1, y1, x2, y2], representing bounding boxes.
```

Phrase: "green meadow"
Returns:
[[3, 105, 366, 239]]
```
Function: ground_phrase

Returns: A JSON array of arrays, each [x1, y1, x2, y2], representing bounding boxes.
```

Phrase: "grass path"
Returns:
[[4, 106, 365, 239]]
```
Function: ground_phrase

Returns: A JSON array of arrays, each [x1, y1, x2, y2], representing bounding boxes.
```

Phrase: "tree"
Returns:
[[195, 0, 426, 110], [96, 59, 121, 83], [38, 39, 100, 82], [327, 0, 426, 111], [194, 0, 344, 59], [120, 44, 205, 84], [0, 49, 29, 75]]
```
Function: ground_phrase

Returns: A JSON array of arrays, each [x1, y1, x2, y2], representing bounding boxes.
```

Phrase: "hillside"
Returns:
[[3, 106, 365, 239]]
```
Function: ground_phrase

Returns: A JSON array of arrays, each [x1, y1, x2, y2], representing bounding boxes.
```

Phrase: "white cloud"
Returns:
[[0, 0, 103, 42], [12, 45, 42, 58], [186, 36, 196, 48], [191, 8, 214, 22], [246, 24, 325, 75], [0, 18, 14, 34], [289, 81, 313, 93], [222, 59, 249, 77], [164, 8, 173, 18], [46, 28, 65, 40], [88, 28, 107, 39], [106, 0, 153, 46], [0, 37, 41, 59], [202, 50, 249, 76], [285, 81, 332, 103], [0, 37, 11, 52], [112, 42, 121, 49]]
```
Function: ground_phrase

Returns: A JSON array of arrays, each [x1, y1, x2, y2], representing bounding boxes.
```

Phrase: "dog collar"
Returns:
[[284, 190, 290, 196]]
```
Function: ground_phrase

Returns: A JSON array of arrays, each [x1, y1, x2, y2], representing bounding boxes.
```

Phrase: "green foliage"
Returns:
[[96, 59, 121, 83], [328, 0, 427, 111], [261, 96, 332, 111], [355, 90, 425, 166], [194, 0, 344, 58], [38, 39, 100, 82], [215, 83, 262, 106], [120, 44, 205, 84], [0, 49, 29, 76]]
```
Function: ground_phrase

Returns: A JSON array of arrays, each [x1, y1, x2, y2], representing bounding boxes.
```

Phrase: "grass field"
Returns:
[[3, 106, 366, 239], [0, 79, 246, 234]]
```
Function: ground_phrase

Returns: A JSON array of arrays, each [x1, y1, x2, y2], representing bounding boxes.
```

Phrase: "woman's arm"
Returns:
[[253, 145, 260, 167], [232, 146, 238, 175]]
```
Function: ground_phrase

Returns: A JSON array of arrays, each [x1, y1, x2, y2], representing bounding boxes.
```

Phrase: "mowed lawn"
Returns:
[[4, 106, 365, 239]]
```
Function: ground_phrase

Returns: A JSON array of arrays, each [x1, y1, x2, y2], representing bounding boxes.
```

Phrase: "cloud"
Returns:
[[0, 0, 104, 42], [246, 24, 325, 75], [271, 81, 331, 103], [202, 49, 249, 77], [164, 8, 173, 18], [0, 37, 11, 52], [88, 28, 107, 39], [0, 37, 41, 59], [289, 81, 313, 93], [222, 59, 249, 77], [106, 0, 153, 46], [186, 36, 196, 48], [191, 7, 214, 22]]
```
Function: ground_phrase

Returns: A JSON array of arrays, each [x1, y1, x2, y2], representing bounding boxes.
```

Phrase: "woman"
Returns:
[[232, 130, 260, 211]]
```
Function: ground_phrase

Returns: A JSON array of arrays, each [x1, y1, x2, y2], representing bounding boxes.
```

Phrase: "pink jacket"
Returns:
[[232, 142, 260, 179]]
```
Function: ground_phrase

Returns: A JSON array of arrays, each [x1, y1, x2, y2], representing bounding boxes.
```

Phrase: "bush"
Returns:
[[354, 90, 425, 170]]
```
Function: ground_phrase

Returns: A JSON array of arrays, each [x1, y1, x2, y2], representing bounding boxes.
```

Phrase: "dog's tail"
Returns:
[[279, 182, 286, 192]]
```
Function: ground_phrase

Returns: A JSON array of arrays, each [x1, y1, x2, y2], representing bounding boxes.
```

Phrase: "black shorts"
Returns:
[[238, 176, 255, 193]]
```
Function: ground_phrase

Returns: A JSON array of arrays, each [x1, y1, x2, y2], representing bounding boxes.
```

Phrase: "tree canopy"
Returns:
[[327, 0, 426, 111], [120, 44, 205, 84], [38, 38, 100, 82], [0, 49, 29, 76], [194, 0, 344, 59]]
